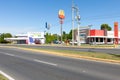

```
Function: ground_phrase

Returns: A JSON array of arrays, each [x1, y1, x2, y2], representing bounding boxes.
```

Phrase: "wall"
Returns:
[[90, 30, 104, 36]]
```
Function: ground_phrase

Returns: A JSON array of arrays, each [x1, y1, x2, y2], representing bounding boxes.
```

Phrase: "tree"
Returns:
[[0, 33, 12, 43], [4, 33, 12, 38], [45, 33, 51, 43], [100, 24, 112, 31], [45, 33, 58, 43], [68, 30, 72, 40], [63, 31, 67, 41]]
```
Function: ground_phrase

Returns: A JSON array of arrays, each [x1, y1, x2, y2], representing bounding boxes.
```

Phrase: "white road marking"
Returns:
[[1, 52, 58, 66], [0, 70, 15, 80], [4, 53, 15, 57], [34, 59, 58, 66]]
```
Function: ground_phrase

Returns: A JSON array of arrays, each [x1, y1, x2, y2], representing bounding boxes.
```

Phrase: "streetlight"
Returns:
[[77, 19, 81, 46], [72, 1, 75, 46], [72, 0, 81, 46], [72, 4, 81, 46], [75, 14, 81, 46]]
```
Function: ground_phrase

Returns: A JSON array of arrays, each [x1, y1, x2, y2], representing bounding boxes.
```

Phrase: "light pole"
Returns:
[[75, 7, 81, 46], [72, 2, 81, 46], [72, 1, 75, 46], [77, 21, 80, 46], [72, 0, 81, 46]]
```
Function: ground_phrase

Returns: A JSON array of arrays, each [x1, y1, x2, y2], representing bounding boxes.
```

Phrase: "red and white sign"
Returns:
[[58, 10, 65, 19]]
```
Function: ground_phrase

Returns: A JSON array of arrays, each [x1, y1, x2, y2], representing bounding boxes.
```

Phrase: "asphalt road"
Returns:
[[2, 44, 120, 54], [0, 47, 120, 80]]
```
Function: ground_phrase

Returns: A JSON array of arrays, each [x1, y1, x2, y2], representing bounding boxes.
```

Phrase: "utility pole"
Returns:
[[72, 0, 75, 46], [75, 7, 81, 46], [72, 0, 81, 46]]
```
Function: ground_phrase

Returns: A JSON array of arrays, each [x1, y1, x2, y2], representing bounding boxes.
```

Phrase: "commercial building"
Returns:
[[74, 22, 120, 44], [87, 30, 120, 44], [5, 32, 45, 44]]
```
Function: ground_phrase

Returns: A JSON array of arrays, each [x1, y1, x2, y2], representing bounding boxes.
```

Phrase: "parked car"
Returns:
[[53, 40, 61, 44], [70, 41, 78, 45]]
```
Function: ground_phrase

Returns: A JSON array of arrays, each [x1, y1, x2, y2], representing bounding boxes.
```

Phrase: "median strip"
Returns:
[[0, 70, 15, 80], [18, 47, 120, 64], [0, 46, 120, 64]]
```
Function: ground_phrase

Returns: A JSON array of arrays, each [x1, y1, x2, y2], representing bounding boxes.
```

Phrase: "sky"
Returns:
[[0, 0, 120, 35]]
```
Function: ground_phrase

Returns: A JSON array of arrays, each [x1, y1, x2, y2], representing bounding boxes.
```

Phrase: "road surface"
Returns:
[[1, 44, 120, 54], [0, 47, 120, 80]]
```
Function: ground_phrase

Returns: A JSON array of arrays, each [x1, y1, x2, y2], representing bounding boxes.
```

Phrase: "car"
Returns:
[[70, 41, 78, 45], [53, 40, 61, 44]]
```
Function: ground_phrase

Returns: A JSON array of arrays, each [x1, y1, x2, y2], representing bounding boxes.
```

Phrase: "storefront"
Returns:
[[5, 32, 45, 44], [75, 22, 120, 44]]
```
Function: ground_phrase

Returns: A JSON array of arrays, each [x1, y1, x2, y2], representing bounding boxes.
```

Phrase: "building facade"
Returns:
[[5, 32, 45, 44], [74, 22, 120, 44]]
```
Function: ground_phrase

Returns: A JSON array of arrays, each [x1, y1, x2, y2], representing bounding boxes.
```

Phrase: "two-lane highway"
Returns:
[[0, 47, 120, 80]]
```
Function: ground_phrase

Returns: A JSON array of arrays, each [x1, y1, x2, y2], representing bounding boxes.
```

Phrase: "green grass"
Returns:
[[25, 47, 120, 61], [0, 74, 8, 80]]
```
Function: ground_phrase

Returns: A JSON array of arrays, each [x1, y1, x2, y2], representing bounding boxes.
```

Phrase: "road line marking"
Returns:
[[4, 53, 15, 57], [34, 59, 58, 66], [0, 70, 15, 80]]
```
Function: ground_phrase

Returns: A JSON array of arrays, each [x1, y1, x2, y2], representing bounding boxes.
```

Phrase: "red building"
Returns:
[[75, 22, 119, 44]]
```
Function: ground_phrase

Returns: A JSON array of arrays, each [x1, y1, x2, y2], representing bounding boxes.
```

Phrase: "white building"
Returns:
[[5, 32, 45, 44]]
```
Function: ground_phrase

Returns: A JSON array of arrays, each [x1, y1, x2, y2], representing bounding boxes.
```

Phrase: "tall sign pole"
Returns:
[[58, 10, 65, 44], [114, 22, 118, 45]]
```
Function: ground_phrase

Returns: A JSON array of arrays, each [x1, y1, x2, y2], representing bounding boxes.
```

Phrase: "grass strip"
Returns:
[[0, 74, 8, 80], [1, 46, 120, 62], [22, 47, 120, 61]]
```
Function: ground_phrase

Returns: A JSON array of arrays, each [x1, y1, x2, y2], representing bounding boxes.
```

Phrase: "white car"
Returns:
[[70, 41, 78, 45]]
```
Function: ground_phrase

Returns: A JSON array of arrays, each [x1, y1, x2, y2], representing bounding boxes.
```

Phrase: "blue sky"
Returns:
[[0, 0, 120, 35]]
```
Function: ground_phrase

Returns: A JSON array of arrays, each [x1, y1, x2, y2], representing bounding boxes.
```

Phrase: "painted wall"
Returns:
[[107, 31, 114, 38], [90, 30, 104, 36]]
